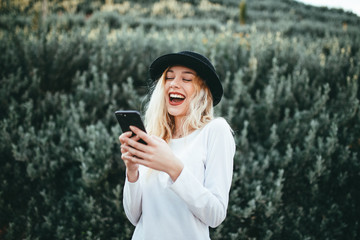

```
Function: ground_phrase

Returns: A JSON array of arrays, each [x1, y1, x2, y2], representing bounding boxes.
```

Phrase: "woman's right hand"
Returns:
[[119, 131, 140, 182]]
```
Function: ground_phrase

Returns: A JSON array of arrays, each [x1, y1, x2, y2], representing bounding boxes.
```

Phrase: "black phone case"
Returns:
[[115, 110, 147, 144]]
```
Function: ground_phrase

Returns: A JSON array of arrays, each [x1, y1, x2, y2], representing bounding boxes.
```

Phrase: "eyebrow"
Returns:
[[182, 71, 196, 75], [167, 69, 196, 75]]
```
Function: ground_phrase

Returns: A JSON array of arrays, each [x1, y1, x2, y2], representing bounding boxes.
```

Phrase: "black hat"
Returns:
[[149, 51, 223, 106]]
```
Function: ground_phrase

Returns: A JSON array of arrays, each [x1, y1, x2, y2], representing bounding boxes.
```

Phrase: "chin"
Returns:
[[167, 108, 185, 118]]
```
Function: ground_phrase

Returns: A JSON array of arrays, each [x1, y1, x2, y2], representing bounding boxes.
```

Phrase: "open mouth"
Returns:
[[169, 93, 185, 105]]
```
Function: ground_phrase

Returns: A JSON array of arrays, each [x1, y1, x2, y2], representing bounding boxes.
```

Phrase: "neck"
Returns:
[[173, 116, 185, 139], [173, 116, 196, 139]]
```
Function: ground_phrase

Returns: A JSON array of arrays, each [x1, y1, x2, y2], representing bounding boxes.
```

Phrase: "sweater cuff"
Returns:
[[124, 171, 141, 196]]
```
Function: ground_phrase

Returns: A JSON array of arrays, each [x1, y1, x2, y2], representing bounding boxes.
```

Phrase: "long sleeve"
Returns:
[[169, 118, 235, 227], [123, 170, 143, 226]]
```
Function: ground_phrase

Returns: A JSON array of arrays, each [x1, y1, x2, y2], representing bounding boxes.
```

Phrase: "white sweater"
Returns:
[[123, 118, 236, 240]]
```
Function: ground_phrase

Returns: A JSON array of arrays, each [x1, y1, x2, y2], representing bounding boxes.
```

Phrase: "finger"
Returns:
[[123, 154, 146, 168], [121, 149, 130, 157], [122, 152, 139, 162], [120, 145, 128, 154], [128, 155, 149, 168], [130, 134, 141, 142], [120, 131, 132, 138], [126, 136, 149, 152], [119, 131, 132, 144], [122, 145, 147, 160], [121, 142, 136, 152], [121, 152, 130, 161], [129, 126, 154, 145]]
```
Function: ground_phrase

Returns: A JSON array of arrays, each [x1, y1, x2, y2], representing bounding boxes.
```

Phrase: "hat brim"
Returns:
[[149, 53, 223, 106]]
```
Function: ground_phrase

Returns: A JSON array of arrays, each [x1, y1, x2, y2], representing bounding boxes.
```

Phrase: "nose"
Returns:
[[169, 76, 181, 88]]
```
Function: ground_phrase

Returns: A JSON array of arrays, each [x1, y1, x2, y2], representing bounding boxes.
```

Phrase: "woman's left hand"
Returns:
[[120, 126, 184, 181]]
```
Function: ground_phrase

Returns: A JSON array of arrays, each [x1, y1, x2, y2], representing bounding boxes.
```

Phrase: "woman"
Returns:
[[119, 51, 235, 240]]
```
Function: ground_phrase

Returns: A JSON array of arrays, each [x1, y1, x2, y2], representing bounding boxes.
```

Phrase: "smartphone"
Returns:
[[115, 110, 147, 145]]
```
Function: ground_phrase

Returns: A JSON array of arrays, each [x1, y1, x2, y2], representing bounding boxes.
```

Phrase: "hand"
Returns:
[[119, 131, 140, 182], [121, 126, 184, 182]]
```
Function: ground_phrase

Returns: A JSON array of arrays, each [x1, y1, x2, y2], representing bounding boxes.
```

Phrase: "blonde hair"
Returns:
[[145, 67, 214, 142]]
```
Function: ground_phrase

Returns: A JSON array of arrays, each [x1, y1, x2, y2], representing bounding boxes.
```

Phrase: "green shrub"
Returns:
[[239, 0, 247, 25], [1, 0, 359, 239]]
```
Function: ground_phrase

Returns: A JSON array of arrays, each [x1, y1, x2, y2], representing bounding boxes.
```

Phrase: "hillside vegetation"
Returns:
[[1, 0, 359, 239]]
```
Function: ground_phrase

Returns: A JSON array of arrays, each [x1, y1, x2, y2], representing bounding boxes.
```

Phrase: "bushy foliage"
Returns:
[[1, 0, 359, 239], [239, 0, 247, 25]]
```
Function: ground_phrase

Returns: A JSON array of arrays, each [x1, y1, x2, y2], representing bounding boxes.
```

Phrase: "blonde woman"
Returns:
[[119, 51, 235, 240]]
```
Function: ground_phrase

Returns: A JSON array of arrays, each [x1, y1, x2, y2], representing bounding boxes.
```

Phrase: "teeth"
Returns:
[[170, 93, 185, 99]]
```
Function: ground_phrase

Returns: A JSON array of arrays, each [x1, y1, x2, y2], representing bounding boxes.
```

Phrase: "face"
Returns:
[[164, 65, 197, 121]]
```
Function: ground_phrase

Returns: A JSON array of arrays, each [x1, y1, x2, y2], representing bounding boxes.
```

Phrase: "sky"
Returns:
[[295, 0, 360, 16]]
